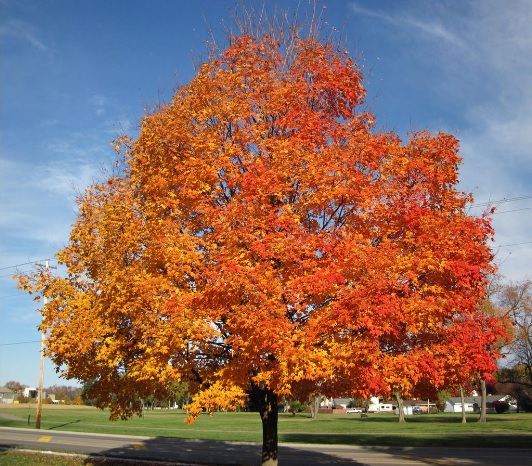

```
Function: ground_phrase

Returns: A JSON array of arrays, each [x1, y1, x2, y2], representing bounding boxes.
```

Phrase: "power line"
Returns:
[[0, 293, 31, 299], [492, 207, 531, 215], [496, 241, 532, 248], [0, 259, 53, 272], [0, 340, 41, 346], [471, 195, 532, 208]]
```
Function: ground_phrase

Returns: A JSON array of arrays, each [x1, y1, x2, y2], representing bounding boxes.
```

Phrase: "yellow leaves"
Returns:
[[111, 135, 132, 155], [184, 381, 247, 424]]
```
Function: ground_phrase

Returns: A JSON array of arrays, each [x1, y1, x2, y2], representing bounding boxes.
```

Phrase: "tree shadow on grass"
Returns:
[[280, 432, 532, 449], [48, 419, 82, 430], [322, 414, 526, 424]]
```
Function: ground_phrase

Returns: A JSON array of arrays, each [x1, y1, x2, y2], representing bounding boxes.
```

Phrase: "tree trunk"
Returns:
[[251, 385, 279, 466], [309, 395, 320, 419], [478, 378, 487, 422], [395, 391, 405, 423], [282, 399, 288, 413], [459, 385, 467, 423]]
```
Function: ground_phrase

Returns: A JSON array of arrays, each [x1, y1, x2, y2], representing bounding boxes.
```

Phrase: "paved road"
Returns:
[[1, 427, 531, 465]]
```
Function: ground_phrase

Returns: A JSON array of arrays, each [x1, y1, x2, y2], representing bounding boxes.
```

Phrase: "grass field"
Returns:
[[1, 404, 531, 449], [0, 450, 147, 466]]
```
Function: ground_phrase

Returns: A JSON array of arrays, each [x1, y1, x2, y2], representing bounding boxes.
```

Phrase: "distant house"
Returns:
[[366, 397, 436, 414], [0, 386, 16, 404], [402, 399, 437, 414], [444, 395, 513, 413], [316, 397, 356, 414], [23, 387, 38, 399], [318, 396, 437, 415], [22, 387, 50, 400], [332, 398, 352, 409], [48, 394, 63, 404], [367, 397, 395, 413]]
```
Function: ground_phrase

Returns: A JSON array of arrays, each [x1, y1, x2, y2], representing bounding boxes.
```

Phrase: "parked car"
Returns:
[[412, 406, 423, 414], [346, 408, 364, 413]]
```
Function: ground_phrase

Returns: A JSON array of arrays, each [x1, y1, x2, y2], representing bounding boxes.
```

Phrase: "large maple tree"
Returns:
[[17, 30, 504, 465]]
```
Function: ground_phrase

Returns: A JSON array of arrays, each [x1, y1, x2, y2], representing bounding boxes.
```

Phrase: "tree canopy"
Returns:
[[17, 29, 505, 466]]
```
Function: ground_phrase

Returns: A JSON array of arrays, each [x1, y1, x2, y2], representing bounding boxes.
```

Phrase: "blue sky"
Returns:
[[1, 0, 531, 388]]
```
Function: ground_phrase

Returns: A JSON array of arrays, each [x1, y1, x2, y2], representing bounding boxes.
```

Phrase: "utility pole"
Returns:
[[35, 299, 45, 428], [36, 260, 54, 429]]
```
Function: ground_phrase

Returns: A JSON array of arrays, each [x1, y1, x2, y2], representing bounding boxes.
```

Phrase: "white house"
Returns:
[[319, 397, 354, 409], [367, 397, 395, 413], [48, 394, 63, 404], [445, 397, 475, 413], [23, 387, 38, 398], [0, 386, 16, 404], [444, 395, 514, 413]]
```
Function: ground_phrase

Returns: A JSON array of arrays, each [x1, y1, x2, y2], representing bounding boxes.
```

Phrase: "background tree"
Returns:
[[16, 13, 504, 466], [308, 393, 323, 418], [72, 395, 84, 405], [168, 381, 190, 409], [81, 381, 97, 407], [4, 380, 27, 398], [497, 366, 532, 411], [493, 278, 532, 411], [498, 280, 532, 385], [44, 385, 83, 404]]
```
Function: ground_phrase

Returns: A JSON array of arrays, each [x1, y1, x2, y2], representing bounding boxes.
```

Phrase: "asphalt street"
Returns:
[[1, 427, 531, 465]]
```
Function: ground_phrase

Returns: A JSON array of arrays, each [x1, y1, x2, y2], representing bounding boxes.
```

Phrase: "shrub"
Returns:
[[436, 390, 452, 412], [289, 401, 307, 414], [492, 400, 510, 413]]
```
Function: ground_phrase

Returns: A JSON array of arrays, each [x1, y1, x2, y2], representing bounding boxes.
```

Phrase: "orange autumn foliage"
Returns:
[[16, 31, 505, 463]]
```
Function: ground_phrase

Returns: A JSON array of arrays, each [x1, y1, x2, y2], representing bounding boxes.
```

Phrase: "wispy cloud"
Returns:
[[1, 113, 130, 255], [91, 94, 108, 116], [0, 140, 106, 249], [41, 159, 102, 198], [0, 19, 48, 51], [455, 1, 532, 198], [349, 2, 466, 48]]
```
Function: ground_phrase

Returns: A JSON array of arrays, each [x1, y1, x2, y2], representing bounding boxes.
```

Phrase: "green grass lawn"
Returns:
[[1, 404, 532, 449], [0, 450, 161, 466]]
